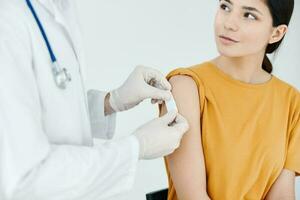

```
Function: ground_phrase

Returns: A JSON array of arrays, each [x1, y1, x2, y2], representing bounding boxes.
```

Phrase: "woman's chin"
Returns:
[[217, 46, 244, 58]]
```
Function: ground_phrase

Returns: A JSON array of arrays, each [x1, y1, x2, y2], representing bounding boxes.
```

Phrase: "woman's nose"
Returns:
[[224, 14, 239, 32]]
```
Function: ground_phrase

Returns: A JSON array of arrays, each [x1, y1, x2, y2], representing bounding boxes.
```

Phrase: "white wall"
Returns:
[[76, 0, 300, 199]]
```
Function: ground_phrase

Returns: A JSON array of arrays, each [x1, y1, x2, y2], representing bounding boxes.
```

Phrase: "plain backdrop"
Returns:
[[75, 0, 300, 199]]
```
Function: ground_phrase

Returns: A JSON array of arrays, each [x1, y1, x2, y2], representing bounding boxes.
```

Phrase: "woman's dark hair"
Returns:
[[263, 0, 294, 73]]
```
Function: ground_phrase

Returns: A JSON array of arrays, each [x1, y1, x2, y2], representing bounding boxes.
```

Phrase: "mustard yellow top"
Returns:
[[164, 62, 300, 200]]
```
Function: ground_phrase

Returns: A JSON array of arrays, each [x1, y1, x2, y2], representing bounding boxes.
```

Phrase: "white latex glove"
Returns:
[[109, 65, 172, 112], [133, 111, 189, 160]]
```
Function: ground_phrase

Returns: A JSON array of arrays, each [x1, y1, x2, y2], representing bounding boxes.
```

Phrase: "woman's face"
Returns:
[[214, 0, 275, 58]]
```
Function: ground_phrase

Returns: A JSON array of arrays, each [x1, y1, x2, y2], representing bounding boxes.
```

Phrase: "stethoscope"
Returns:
[[26, 0, 72, 89]]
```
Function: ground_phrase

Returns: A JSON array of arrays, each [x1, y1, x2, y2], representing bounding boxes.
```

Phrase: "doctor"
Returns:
[[0, 0, 189, 199]]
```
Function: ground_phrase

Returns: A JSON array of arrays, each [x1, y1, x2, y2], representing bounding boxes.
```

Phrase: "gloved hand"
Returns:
[[133, 111, 189, 160], [109, 65, 172, 112]]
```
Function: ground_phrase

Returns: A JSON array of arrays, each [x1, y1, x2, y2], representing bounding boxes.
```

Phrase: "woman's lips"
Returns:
[[219, 35, 239, 45]]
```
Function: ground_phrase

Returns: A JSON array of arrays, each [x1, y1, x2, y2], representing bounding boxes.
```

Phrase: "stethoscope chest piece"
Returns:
[[52, 62, 72, 89]]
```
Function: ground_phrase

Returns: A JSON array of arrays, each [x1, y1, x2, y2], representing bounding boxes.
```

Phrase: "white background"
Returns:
[[76, 0, 300, 199]]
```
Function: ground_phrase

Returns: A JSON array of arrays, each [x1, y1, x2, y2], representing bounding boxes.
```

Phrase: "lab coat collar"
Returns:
[[37, 0, 68, 14], [36, 0, 82, 65], [30, 0, 90, 134], [37, 0, 55, 15], [33, 0, 87, 87]]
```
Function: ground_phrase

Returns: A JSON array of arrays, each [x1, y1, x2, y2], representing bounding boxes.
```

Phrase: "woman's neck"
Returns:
[[211, 54, 272, 84]]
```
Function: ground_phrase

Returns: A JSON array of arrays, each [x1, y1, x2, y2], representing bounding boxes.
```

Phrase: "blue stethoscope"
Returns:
[[26, 0, 72, 89]]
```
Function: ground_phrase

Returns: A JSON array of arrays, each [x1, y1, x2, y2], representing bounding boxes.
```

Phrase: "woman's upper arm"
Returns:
[[265, 169, 296, 200], [162, 75, 208, 199]]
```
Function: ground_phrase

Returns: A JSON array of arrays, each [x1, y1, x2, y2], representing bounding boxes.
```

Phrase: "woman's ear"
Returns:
[[269, 25, 288, 44]]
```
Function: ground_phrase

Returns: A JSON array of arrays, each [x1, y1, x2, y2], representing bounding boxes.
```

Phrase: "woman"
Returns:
[[160, 0, 298, 199]]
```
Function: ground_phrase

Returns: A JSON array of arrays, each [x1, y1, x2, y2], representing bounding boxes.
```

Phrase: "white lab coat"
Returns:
[[0, 0, 139, 199]]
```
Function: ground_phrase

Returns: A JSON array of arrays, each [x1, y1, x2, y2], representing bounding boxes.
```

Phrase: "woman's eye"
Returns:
[[244, 13, 257, 20], [220, 4, 230, 12]]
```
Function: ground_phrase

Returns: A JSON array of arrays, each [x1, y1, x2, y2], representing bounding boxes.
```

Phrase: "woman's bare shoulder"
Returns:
[[169, 75, 198, 92]]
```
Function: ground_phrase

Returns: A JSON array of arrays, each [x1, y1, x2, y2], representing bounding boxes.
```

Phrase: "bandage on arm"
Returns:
[[164, 94, 178, 126], [165, 94, 178, 112]]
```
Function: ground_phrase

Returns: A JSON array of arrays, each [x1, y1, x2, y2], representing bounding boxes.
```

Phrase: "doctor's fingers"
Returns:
[[151, 99, 164, 104], [137, 65, 172, 91], [144, 84, 172, 102], [171, 114, 190, 134], [159, 110, 178, 124]]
